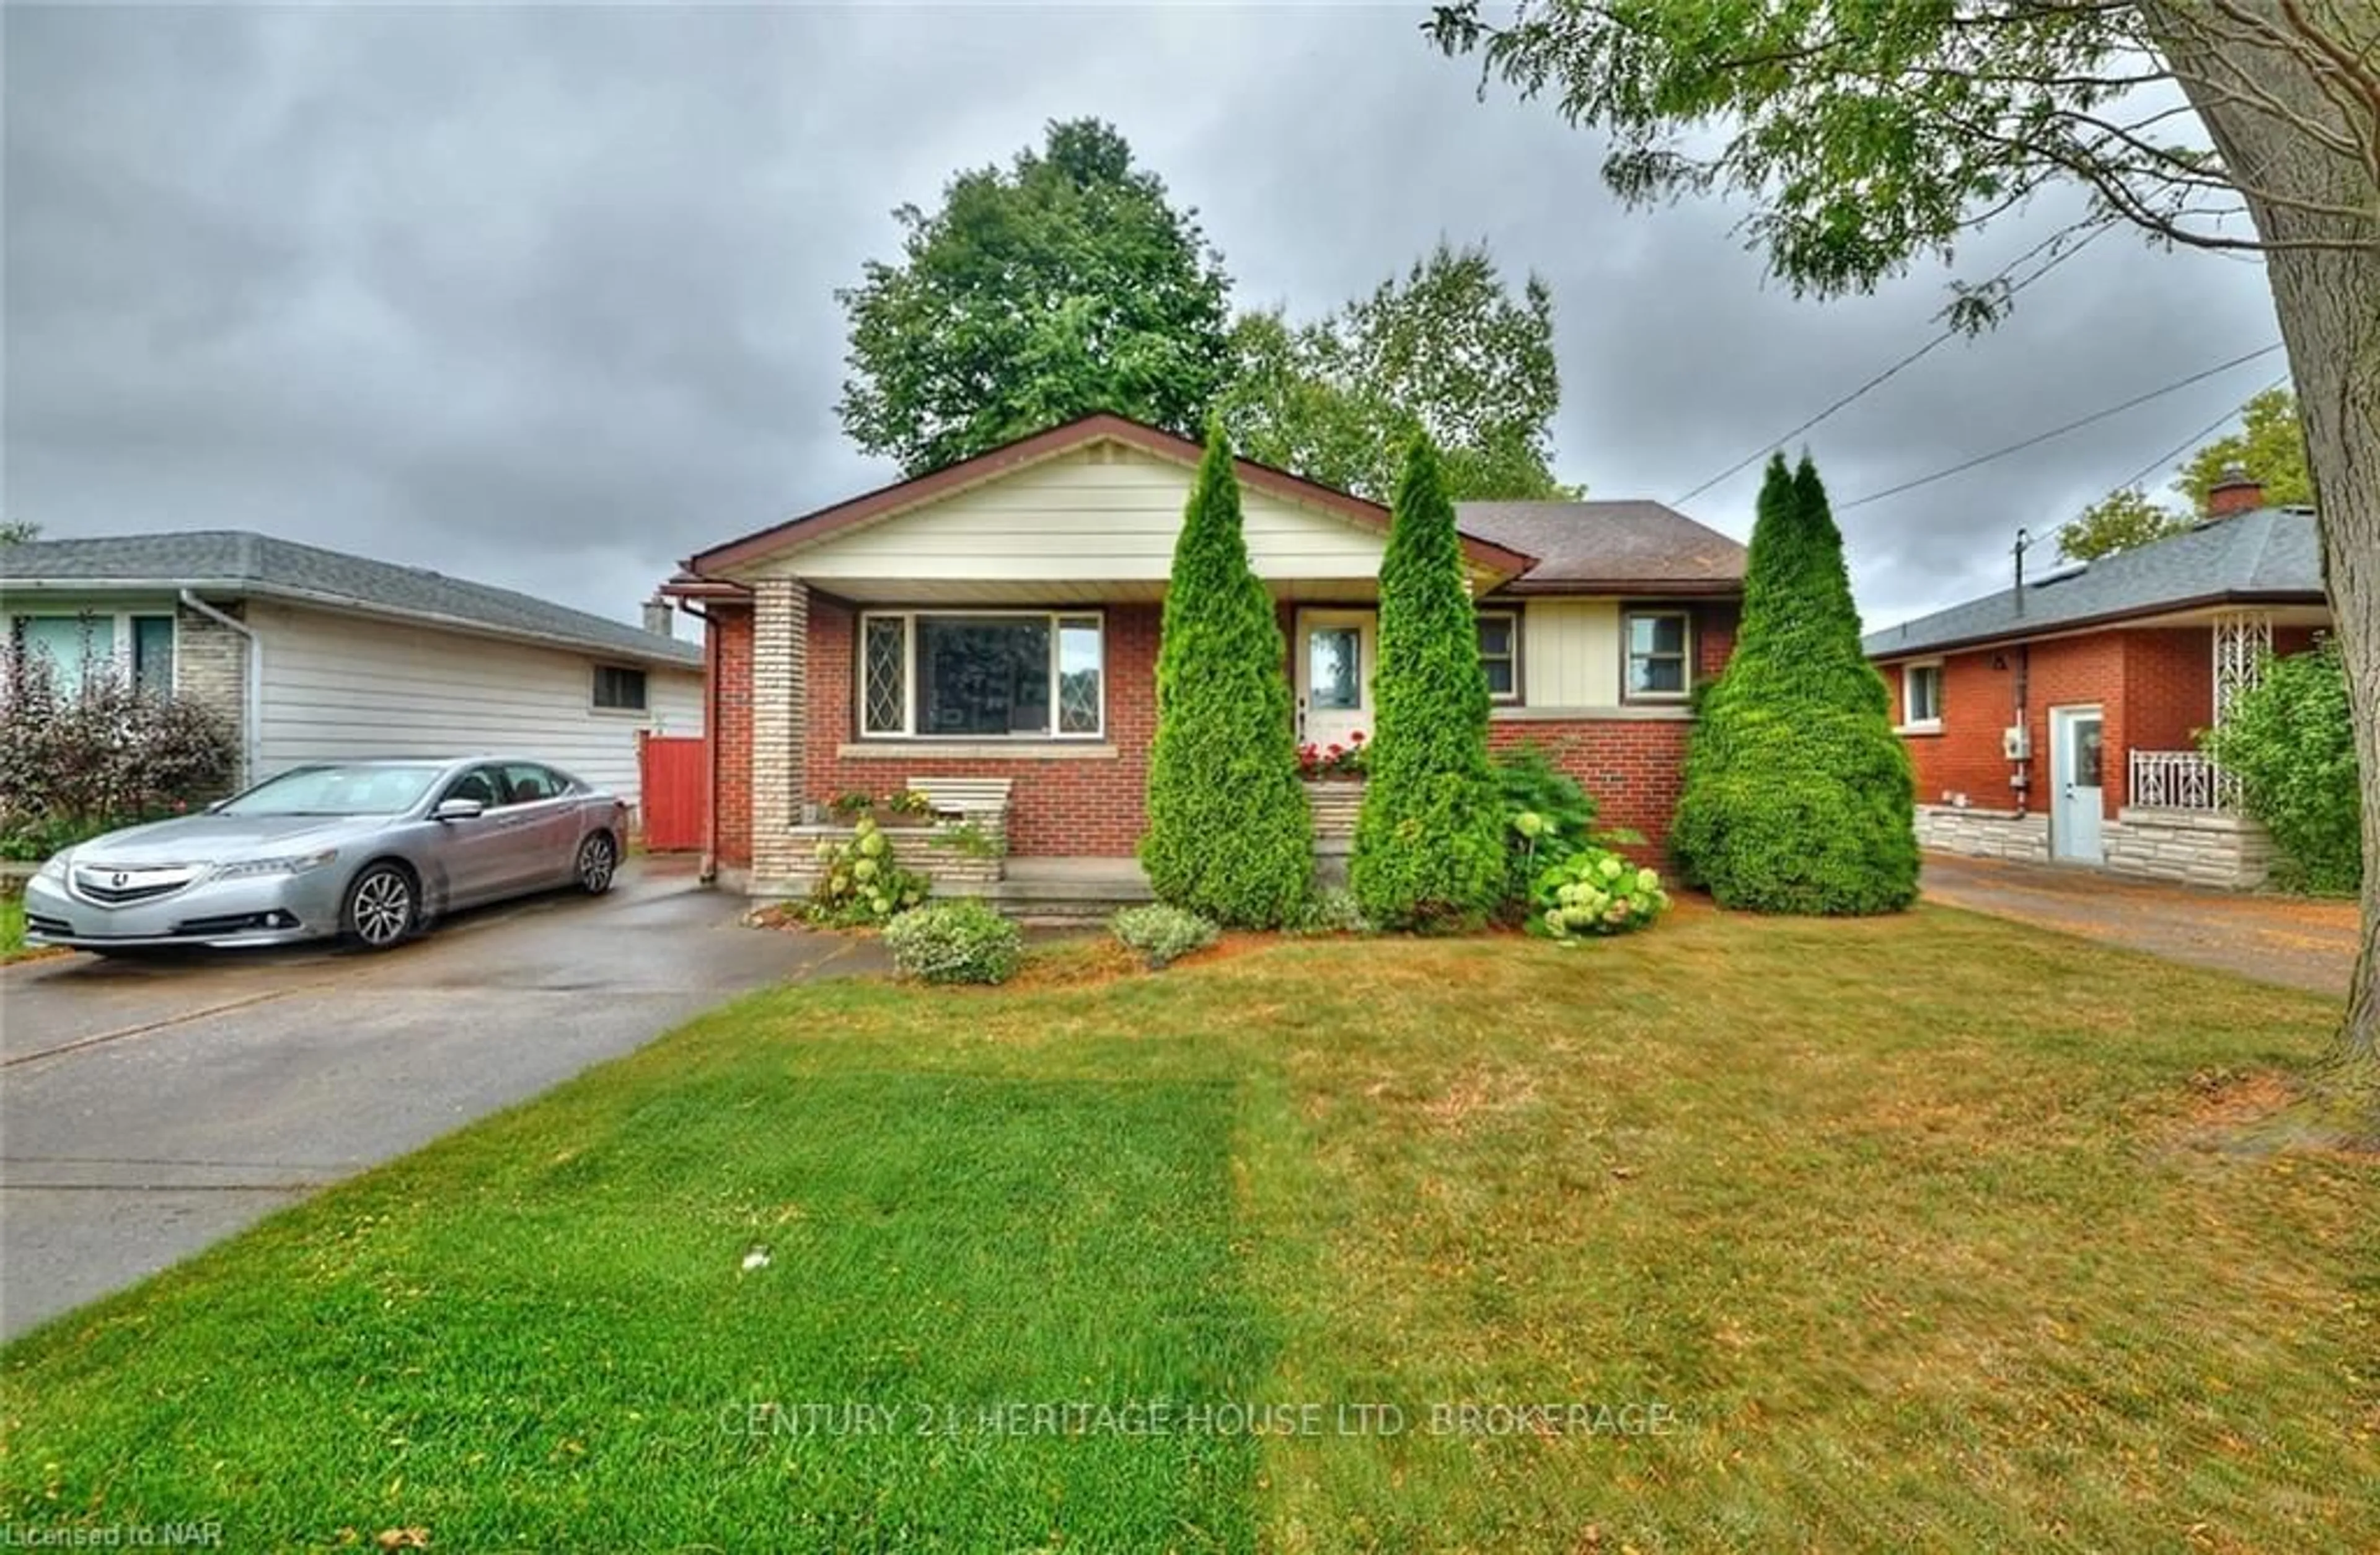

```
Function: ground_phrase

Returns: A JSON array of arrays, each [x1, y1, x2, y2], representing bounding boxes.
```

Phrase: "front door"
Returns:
[[2050, 705, 2105, 863], [1295, 609, 1376, 752]]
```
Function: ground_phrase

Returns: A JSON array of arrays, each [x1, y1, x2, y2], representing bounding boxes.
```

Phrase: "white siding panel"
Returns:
[[759, 443, 1387, 584], [249, 602, 702, 806], [1520, 600, 1622, 707]]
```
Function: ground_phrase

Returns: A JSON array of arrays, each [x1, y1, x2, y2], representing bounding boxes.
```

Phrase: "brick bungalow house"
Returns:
[[1864, 471, 2329, 888], [662, 413, 1745, 901]]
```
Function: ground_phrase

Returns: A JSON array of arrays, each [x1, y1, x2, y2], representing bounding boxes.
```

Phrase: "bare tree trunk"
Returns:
[[2153, 2, 2380, 1127]]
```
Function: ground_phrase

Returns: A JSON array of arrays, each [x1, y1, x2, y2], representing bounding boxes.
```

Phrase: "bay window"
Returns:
[[860, 610, 1104, 739]]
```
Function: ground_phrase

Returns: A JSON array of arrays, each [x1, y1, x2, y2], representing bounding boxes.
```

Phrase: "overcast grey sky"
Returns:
[[4, 4, 2284, 633]]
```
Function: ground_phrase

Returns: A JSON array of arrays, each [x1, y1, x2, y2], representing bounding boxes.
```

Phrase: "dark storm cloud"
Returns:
[[4, 4, 2281, 632]]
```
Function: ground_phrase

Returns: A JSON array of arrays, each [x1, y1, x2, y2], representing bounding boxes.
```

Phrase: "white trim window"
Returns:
[[6, 611, 175, 697], [1623, 609, 1692, 701], [1476, 609, 1520, 703], [860, 609, 1105, 739], [1900, 662, 1944, 730]]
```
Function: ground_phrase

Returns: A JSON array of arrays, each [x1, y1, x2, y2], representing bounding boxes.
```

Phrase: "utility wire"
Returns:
[[1835, 341, 2284, 512], [2105, 374, 2290, 494], [1668, 224, 2113, 507]]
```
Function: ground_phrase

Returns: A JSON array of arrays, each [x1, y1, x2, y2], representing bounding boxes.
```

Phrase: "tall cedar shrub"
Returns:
[[1672, 453, 1918, 914], [1140, 428, 1314, 927], [1350, 436, 1506, 929]]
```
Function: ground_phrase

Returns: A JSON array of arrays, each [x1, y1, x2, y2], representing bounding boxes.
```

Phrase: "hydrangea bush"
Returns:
[[1532, 848, 1670, 939], [806, 815, 930, 925]]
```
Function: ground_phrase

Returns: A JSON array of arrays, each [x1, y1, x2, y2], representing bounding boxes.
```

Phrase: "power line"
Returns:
[[1668, 224, 2113, 507], [1835, 341, 2285, 512], [2106, 374, 2290, 494]]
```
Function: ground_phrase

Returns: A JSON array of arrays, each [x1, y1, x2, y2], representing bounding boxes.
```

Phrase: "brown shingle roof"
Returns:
[[1458, 501, 1747, 594]]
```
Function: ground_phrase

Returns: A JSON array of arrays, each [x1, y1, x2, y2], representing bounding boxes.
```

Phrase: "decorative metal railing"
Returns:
[[2128, 749, 2238, 813]]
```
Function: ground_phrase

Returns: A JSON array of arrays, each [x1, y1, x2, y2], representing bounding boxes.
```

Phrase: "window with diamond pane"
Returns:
[[862, 616, 907, 734]]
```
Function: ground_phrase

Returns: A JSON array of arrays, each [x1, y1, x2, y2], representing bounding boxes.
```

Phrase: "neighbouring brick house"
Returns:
[[1864, 471, 2329, 889], [2, 531, 702, 817], [663, 413, 1746, 899]]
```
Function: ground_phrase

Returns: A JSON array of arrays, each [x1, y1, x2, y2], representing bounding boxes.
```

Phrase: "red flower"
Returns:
[[1349, 730, 1367, 744]]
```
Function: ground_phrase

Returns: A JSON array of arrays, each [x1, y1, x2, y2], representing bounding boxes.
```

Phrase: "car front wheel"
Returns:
[[342, 863, 417, 950], [575, 832, 618, 896]]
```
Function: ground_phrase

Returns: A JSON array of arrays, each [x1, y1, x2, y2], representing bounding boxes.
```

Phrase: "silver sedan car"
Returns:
[[23, 757, 628, 953]]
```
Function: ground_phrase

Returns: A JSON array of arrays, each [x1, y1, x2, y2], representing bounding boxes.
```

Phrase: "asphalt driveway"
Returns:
[[1921, 852, 2361, 997], [0, 861, 876, 1340]]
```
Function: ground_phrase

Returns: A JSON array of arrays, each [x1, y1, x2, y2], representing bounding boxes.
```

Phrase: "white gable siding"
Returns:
[[1520, 600, 1623, 707], [753, 443, 1387, 584], [247, 601, 702, 806]]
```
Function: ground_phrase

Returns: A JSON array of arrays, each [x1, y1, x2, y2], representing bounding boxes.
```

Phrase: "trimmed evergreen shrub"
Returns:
[[881, 899, 1024, 985], [1109, 904, 1219, 969], [2202, 637, 2362, 895], [1350, 436, 1506, 929], [1140, 426, 1315, 927], [1672, 453, 1918, 914]]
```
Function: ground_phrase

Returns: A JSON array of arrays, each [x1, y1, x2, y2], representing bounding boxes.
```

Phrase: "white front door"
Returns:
[[1295, 609, 1376, 752], [2050, 705, 2105, 863]]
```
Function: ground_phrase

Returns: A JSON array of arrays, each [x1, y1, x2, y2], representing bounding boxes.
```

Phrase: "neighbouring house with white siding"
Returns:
[[1, 531, 702, 819]]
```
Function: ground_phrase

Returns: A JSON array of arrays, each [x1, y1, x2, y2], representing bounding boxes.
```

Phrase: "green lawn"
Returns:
[[3, 907, 2374, 1552], [1, 891, 25, 959]]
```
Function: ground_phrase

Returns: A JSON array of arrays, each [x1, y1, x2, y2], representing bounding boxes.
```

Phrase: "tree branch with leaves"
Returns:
[[1429, 0, 2380, 1134]]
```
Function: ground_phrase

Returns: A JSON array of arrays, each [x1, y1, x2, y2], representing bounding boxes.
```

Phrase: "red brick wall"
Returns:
[[804, 598, 1163, 856], [708, 594, 1742, 863], [1488, 718, 1693, 846], [1882, 626, 2238, 821], [709, 604, 754, 868], [2124, 628, 2213, 753], [1483, 602, 1739, 850]]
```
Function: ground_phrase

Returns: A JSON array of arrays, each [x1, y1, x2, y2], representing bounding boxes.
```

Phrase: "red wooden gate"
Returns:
[[638, 733, 707, 852]]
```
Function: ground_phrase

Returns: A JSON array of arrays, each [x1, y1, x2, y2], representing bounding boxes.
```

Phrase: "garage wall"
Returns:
[[248, 601, 702, 808]]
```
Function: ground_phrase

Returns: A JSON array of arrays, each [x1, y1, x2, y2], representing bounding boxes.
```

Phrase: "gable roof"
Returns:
[[1863, 508, 2325, 660], [1, 530, 701, 668], [679, 413, 1538, 579], [1460, 500, 1746, 594]]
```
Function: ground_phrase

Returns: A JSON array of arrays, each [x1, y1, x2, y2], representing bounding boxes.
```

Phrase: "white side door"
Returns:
[[1295, 609, 1377, 752], [2050, 705, 2105, 864]]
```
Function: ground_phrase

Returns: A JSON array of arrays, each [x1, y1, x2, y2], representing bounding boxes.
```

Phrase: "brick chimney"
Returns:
[[642, 593, 674, 638], [2206, 462, 2265, 518]]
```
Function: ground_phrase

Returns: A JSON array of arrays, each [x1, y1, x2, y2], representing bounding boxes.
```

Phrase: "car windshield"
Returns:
[[218, 764, 447, 817]]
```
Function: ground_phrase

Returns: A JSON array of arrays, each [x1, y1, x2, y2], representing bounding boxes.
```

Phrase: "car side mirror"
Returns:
[[433, 797, 486, 822]]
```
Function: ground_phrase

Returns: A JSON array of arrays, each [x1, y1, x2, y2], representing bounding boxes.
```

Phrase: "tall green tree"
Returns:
[[1672, 454, 1918, 914], [2057, 488, 2193, 562], [1215, 242, 1574, 501], [1140, 428, 1313, 927], [2177, 387, 2314, 513], [1350, 436, 1507, 929], [837, 119, 1232, 475], [1430, 0, 2380, 1121]]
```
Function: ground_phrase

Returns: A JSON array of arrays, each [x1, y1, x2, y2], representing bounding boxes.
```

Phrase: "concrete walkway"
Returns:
[[0, 861, 882, 1339], [1921, 853, 2360, 997]]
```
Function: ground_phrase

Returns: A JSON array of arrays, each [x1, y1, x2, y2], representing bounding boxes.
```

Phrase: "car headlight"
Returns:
[[36, 851, 70, 882], [209, 848, 340, 881]]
